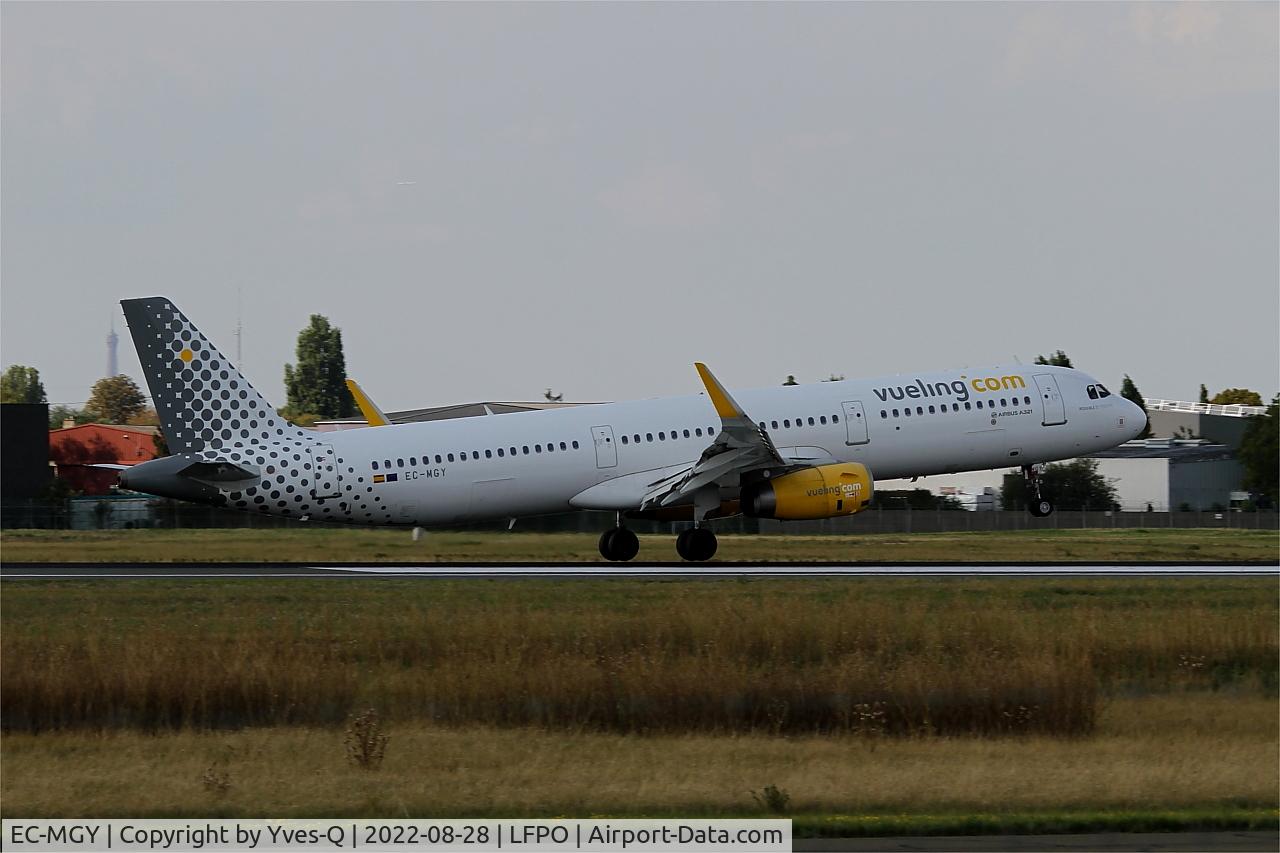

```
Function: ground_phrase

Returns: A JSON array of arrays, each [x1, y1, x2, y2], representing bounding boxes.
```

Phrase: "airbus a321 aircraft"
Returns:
[[118, 298, 1146, 561]]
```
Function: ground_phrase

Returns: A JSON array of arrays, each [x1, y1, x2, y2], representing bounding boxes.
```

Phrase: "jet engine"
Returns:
[[742, 462, 874, 520]]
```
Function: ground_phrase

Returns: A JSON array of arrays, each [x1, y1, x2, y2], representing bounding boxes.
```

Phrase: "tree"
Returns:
[[48, 405, 93, 430], [1198, 384, 1209, 404], [1209, 388, 1264, 407], [85, 375, 146, 423], [1001, 459, 1119, 511], [1, 365, 46, 403], [1238, 395, 1277, 506], [127, 408, 168, 456], [1034, 351, 1073, 368], [284, 315, 354, 420], [782, 375, 798, 386], [1120, 375, 1150, 439]]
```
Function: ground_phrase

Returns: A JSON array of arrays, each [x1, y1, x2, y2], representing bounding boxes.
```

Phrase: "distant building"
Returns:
[[49, 423, 160, 495], [1145, 399, 1267, 450], [314, 400, 599, 431], [1088, 439, 1243, 511], [1, 403, 51, 501], [882, 439, 1247, 511]]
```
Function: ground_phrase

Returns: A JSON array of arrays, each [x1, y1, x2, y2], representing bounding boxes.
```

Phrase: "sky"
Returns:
[[3, 2, 1277, 412]]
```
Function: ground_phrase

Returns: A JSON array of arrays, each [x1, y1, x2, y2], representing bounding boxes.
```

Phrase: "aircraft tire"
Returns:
[[598, 528, 619, 561], [676, 527, 717, 562], [611, 528, 640, 562], [1036, 498, 1054, 517]]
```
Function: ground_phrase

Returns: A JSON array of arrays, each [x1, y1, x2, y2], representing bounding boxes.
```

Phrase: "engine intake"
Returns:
[[743, 462, 874, 520]]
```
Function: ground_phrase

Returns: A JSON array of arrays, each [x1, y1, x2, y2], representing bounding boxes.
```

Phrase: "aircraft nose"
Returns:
[[1128, 399, 1148, 439]]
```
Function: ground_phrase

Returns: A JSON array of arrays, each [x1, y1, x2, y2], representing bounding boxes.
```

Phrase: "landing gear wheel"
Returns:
[[598, 527, 639, 562], [598, 528, 618, 561], [610, 527, 639, 562], [1022, 464, 1055, 518], [675, 527, 718, 562]]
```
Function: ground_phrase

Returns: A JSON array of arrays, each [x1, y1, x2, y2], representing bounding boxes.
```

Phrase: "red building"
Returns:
[[49, 424, 160, 495]]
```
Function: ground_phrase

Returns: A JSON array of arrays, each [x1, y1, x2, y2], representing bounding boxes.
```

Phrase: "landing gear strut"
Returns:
[[674, 485, 720, 562], [598, 517, 640, 562], [1023, 464, 1055, 517]]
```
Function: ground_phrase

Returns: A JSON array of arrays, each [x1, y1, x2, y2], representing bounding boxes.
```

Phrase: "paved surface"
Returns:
[[794, 830, 1279, 852], [1, 563, 1276, 579]]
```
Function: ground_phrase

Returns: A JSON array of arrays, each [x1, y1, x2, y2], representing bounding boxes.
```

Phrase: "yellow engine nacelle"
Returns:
[[742, 463, 874, 520]]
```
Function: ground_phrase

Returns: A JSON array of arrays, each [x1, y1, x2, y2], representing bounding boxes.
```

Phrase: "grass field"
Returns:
[[2, 527, 1277, 563], [2, 577, 1276, 831], [2, 697, 1276, 830]]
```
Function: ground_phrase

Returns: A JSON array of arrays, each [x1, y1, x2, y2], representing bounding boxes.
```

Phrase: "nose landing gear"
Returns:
[[1023, 464, 1055, 517]]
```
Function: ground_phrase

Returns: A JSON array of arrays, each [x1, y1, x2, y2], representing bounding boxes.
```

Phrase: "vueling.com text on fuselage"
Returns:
[[872, 375, 1027, 404]]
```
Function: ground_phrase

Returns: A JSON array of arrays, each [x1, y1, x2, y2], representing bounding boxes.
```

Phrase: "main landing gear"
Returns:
[[598, 525, 640, 562], [1023, 464, 1055, 517], [675, 527, 718, 562]]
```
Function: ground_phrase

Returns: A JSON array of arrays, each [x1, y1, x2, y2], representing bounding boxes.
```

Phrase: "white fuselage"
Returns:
[[303, 364, 1142, 526]]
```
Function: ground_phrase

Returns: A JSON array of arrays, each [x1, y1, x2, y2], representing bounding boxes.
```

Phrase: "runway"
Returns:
[[2, 562, 1276, 578]]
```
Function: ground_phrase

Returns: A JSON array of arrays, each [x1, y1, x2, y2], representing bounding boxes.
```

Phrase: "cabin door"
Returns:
[[841, 401, 870, 445], [308, 444, 342, 499], [1033, 374, 1067, 426], [590, 426, 618, 468]]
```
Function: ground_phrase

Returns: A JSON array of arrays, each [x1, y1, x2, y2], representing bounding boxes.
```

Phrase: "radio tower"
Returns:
[[106, 318, 119, 377]]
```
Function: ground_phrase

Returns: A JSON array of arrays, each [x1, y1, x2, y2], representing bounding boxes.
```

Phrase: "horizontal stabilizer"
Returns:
[[176, 460, 260, 482]]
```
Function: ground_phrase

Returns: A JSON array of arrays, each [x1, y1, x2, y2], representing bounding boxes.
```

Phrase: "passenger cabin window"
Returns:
[[447, 453, 455, 462], [646, 433, 653, 442], [659, 432, 666, 440], [820, 416, 828, 424], [485, 449, 493, 458], [371, 461, 379, 470], [384, 459, 391, 469], [771, 421, 779, 429], [435, 454, 443, 464], [560, 442, 567, 450], [880, 410, 888, 418], [904, 408, 912, 417], [572, 440, 579, 449], [410, 457, 417, 466], [497, 448, 504, 457], [783, 420, 790, 428], [522, 446, 530, 455], [808, 417, 815, 426], [535, 444, 542, 453], [683, 429, 690, 438], [621, 435, 629, 444], [696, 428, 703, 437]]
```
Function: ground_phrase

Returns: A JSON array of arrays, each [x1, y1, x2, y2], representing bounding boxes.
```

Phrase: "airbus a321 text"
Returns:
[[118, 298, 1146, 561]]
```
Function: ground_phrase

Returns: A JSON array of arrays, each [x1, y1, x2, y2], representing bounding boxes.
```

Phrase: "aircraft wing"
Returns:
[[640, 363, 788, 510], [346, 379, 391, 427]]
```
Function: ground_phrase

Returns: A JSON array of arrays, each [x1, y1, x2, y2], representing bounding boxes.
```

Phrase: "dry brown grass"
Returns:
[[2, 578, 1274, 736], [1, 696, 1274, 818], [2, 527, 1276, 564]]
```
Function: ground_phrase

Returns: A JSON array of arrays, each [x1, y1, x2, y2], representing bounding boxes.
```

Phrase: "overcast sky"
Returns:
[[3, 2, 1277, 411]]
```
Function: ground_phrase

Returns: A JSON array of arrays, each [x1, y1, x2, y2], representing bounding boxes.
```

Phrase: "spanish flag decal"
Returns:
[[372, 474, 386, 483]]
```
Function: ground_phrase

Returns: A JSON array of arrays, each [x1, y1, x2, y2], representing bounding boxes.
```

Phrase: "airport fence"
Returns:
[[2, 498, 1276, 533]]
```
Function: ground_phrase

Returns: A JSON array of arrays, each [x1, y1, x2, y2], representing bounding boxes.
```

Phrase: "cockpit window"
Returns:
[[1096, 384, 1111, 398], [1087, 385, 1099, 400]]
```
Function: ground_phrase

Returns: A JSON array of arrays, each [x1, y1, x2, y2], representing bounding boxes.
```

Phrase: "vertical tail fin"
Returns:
[[121, 297, 301, 454]]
